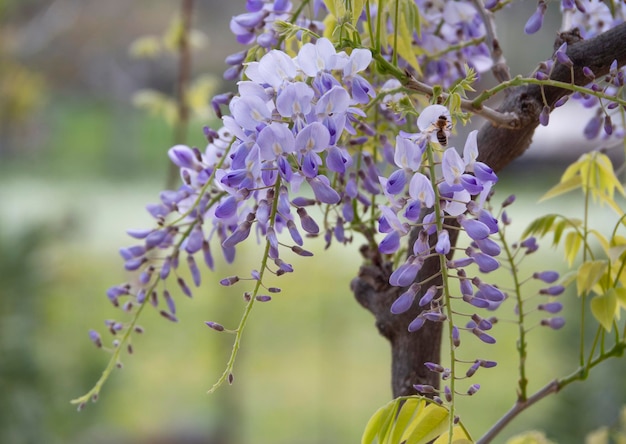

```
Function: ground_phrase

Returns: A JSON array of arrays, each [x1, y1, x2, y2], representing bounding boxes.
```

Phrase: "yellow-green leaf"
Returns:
[[350, 0, 366, 25], [577, 260, 608, 296], [361, 399, 397, 444], [392, 15, 422, 75], [361, 397, 470, 444], [539, 175, 582, 202], [564, 231, 582, 266], [590, 291, 617, 332], [403, 403, 450, 444], [390, 398, 423, 443], [613, 288, 626, 309]]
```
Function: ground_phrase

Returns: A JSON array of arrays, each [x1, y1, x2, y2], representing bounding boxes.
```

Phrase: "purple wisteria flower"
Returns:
[[95, 37, 378, 360]]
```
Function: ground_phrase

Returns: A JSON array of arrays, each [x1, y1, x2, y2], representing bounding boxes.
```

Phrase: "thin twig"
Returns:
[[470, 0, 511, 83], [476, 381, 560, 444], [167, 0, 193, 190], [404, 75, 521, 128]]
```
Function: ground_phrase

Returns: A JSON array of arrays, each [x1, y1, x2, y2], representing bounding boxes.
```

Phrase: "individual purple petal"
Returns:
[[474, 237, 501, 256], [584, 114, 602, 139], [538, 302, 563, 313], [541, 317, 566, 329], [471, 252, 500, 273], [159, 310, 179, 323], [475, 281, 505, 302], [257, 122, 296, 161], [478, 210, 499, 234], [435, 229, 450, 255], [394, 136, 423, 170], [467, 384, 480, 395], [160, 256, 171, 279], [127, 228, 152, 239], [205, 321, 225, 331], [555, 43, 573, 68], [220, 276, 240, 286], [442, 148, 465, 187], [389, 257, 423, 287], [326, 146, 351, 174], [379, 230, 401, 254], [89, 330, 102, 348], [466, 361, 480, 377], [215, 196, 238, 219], [163, 289, 176, 314], [419, 286, 438, 307], [533, 270, 559, 283], [185, 226, 204, 254], [198, 242, 213, 273], [408, 316, 426, 332], [390, 284, 420, 314], [297, 207, 319, 234], [464, 294, 490, 309], [283, 220, 302, 247], [539, 285, 565, 296], [125, 257, 146, 271], [168, 145, 199, 169], [409, 173, 435, 207], [308, 175, 341, 204], [177, 277, 192, 297], [452, 326, 460, 347], [385, 169, 407, 195], [472, 327, 496, 344], [524, 3, 546, 34], [459, 216, 490, 240], [296, 122, 331, 153], [583, 66, 595, 79], [187, 255, 201, 287], [145, 229, 168, 249], [222, 221, 252, 248]]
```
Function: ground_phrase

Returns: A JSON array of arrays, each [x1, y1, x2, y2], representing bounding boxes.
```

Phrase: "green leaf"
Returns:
[[590, 290, 617, 332], [577, 260, 608, 296]]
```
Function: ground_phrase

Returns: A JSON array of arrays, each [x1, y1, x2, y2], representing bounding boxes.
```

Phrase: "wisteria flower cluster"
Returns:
[[526, 0, 626, 140], [413, 0, 494, 86], [86, 37, 378, 384], [371, 109, 568, 402]]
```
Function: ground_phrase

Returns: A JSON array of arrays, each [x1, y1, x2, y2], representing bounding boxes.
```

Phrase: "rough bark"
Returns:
[[352, 22, 626, 399]]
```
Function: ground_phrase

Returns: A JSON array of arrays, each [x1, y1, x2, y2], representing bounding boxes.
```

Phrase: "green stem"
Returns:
[[472, 76, 626, 109], [498, 227, 527, 401], [207, 177, 283, 393], [426, 144, 456, 443]]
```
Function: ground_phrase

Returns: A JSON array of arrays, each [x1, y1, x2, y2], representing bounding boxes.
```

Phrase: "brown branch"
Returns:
[[352, 20, 626, 408], [167, 0, 194, 190]]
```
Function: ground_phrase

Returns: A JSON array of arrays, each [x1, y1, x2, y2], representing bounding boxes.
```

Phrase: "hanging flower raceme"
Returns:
[[375, 104, 505, 398], [83, 38, 379, 402]]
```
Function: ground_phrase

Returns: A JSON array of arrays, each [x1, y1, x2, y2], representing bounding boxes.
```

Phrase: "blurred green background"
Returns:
[[2, 1, 626, 443]]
